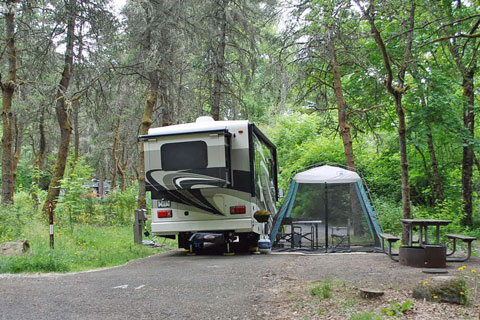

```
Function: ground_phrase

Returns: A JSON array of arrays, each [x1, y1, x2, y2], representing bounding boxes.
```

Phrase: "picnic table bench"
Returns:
[[379, 226, 477, 266], [379, 233, 400, 261], [446, 234, 477, 262]]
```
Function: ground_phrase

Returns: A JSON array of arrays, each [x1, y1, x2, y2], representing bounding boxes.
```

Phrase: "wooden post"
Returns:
[[48, 201, 54, 249], [133, 209, 147, 244]]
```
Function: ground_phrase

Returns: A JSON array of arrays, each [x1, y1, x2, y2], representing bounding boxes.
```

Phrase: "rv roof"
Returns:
[[147, 120, 250, 136]]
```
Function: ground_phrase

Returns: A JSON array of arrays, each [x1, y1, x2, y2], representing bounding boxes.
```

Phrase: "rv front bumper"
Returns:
[[151, 218, 254, 235]]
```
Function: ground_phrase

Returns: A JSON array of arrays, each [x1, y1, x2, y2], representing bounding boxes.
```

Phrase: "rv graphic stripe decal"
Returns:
[[182, 189, 223, 215], [146, 168, 229, 191], [146, 170, 251, 193], [145, 168, 252, 216], [146, 168, 251, 193], [152, 188, 223, 215]]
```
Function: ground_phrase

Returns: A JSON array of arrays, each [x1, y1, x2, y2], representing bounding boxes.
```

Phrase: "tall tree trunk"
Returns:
[[356, 0, 415, 244], [118, 143, 127, 192], [329, 39, 354, 169], [461, 71, 475, 226], [160, 79, 170, 126], [412, 68, 445, 205], [417, 92, 444, 204], [73, 98, 80, 165], [11, 110, 26, 196], [1, 0, 18, 204], [33, 110, 46, 188], [327, 33, 362, 235], [98, 166, 105, 198], [137, 71, 159, 209], [210, 0, 229, 120], [43, 0, 76, 213], [111, 118, 120, 191], [441, 0, 478, 227], [414, 144, 434, 206], [395, 93, 412, 242]]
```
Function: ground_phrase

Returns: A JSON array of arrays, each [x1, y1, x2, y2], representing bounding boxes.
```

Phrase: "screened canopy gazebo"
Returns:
[[270, 165, 382, 252]]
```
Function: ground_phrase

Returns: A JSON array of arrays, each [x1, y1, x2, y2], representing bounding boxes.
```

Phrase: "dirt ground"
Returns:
[[262, 251, 480, 319], [2, 248, 480, 319]]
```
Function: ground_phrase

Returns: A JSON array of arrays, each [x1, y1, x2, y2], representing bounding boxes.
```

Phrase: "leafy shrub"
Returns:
[[381, 300, 413, 316], [0, 190, 39, 243], [100, 184, 138, 225], [54, 156, 139, 229], [372, 197, 403, 235]]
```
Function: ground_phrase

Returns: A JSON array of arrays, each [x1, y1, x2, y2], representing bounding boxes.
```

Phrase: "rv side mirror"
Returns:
[[278, 188, 285, 199]]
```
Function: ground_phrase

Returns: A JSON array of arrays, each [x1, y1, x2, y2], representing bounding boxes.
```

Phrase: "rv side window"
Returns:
[[161, 141, 208, 170]]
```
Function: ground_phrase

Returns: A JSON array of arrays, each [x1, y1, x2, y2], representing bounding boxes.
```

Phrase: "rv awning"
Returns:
[[293, 165, 360, 184]]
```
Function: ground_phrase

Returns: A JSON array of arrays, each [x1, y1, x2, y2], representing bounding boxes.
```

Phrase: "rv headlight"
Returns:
[[157, 199, 171, 208]]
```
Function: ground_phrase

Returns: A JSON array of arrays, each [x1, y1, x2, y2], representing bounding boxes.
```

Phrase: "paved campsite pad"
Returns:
[[0, 250, 479, 319]]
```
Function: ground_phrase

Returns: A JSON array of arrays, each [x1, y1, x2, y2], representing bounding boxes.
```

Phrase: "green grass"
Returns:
[[0, 220, 175, 273], [348, 312, 384, 320], [310, 280, 333, 299]]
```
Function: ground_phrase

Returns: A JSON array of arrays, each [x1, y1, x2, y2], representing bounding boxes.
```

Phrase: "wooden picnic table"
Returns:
[[400, 219, 451, 247]]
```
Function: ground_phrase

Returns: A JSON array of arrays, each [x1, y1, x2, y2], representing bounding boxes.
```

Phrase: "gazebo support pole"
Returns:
[[325, 182, 328, 253]]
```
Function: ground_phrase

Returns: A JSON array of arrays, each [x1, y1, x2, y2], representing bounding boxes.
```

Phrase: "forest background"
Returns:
[[0, 0, 480, 272]]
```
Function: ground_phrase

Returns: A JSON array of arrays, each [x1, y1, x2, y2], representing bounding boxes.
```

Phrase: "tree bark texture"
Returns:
[[44, 0, 76, 213], [73, 98, 80, 165], [111, 118, 120, 191], [137, 71, 159, 209], [98, 166, 105, 198], [118, 144, 127, 192], [461, 71, 475, 226], [417, 92, 444, 204], [329, 39, 355, 170], [210, 0, 229, 120], [441, 0, 478, 226], [160, 79, 171, 126], [414, 144, 434, 206], [1, 0, 18, 204], [33, 110, 46, 187], [11, 111, 26, 197], [395, 93, 413, 243]]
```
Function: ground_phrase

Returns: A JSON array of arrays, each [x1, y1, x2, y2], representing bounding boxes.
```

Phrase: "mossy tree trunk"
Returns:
[[118, 143, 127, 192], [137, 71, 159, 209], [210, 0, 229, 120], [1, 0, 18, 205], [11, 110, 26, 197], [43, 0, 77, 213], [111, 118, 120, 191]]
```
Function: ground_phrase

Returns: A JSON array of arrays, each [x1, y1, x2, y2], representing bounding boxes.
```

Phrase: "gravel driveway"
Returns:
[[1, 250, 478, 320]]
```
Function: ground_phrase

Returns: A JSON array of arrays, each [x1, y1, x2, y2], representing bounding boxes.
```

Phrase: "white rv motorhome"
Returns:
[[138, 117, 278, 252]]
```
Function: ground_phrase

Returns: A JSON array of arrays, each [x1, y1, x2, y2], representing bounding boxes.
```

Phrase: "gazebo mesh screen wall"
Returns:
[[285, 182, 379, 251]]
